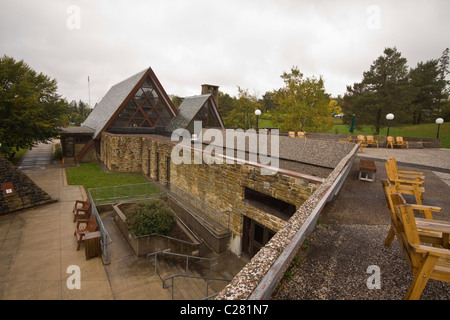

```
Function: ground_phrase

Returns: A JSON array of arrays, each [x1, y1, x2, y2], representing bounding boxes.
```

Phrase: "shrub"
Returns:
[[127, 199, 176, 237]]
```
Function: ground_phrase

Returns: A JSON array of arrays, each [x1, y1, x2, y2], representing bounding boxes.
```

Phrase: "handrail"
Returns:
[[87, 191, 112, 264], [159, 181, 230, 233], [163, 274, 231, 300], [147, 251, 218, 278]]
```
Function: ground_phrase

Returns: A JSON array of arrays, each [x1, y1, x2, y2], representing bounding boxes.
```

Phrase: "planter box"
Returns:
[[112, 200, 202, 256]]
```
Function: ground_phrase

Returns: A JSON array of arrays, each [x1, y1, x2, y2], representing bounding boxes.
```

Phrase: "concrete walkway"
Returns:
[[0, 141, 172, 300], [0, 167, 114, 299]]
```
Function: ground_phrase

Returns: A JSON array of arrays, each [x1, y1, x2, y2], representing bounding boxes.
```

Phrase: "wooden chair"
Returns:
[[392, 203, 450, 299], [388, 157, 424, 181], [386, 136, 395, 148], [297, 131, 306, 139], [73, 199, 91, 222], [385, 161, 424, 205], [381, 180, 445, 248], [288, 131, 296, 138], [74, 214, 99, 250], [365, 135, 379, 148], [395, 136, 409, 149], [356, 135, 368, 152]]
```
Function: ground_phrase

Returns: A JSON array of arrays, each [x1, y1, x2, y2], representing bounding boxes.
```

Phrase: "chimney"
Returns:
[[201, 84, 219, 106]]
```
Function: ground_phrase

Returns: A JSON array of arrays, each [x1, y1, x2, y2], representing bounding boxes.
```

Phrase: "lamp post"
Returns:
[[386, 113, 394, 137], [255, 109, 261, 131], [436, 118, 444, 139]]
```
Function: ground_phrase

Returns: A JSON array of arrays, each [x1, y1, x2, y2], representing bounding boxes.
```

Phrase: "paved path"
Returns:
[[17, 141, 54, 170]]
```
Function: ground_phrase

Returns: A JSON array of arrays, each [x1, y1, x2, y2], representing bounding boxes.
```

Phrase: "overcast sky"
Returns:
[[1, 0, 449, 106]]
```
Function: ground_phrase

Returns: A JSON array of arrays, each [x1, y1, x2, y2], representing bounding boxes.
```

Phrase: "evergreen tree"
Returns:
[[344, 47, 415, 134]]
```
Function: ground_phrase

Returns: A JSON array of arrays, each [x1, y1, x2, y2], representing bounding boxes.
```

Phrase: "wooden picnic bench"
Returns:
[[391, 202, 450, 299], [359, 159, 377, 182], [382, 180, 448, 248]]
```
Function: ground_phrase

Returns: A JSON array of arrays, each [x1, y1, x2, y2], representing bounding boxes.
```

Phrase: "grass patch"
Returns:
[[330, 122, 450, 148], [66, 162, 161, 203], [66, 162, 155, 191]]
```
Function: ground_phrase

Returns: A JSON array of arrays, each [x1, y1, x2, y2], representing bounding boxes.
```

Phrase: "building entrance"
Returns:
[[242, 216, 275, 259]]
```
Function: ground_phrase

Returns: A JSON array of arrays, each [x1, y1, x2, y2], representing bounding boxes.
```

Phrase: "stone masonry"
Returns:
[[99, 132, 322, 254]]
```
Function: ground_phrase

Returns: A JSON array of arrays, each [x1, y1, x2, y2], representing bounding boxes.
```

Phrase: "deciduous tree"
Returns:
[[0, 55, 67, 159]]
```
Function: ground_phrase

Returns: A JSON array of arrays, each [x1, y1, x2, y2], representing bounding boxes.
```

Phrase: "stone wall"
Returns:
[[0, 155, 53, 215], [100, 133, 322, 254]]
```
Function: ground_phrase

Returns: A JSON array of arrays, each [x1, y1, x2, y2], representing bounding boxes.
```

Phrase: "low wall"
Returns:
[[215, 143, 360, 300], [112, 201, 201, 256], [168, 196, 231, 254]]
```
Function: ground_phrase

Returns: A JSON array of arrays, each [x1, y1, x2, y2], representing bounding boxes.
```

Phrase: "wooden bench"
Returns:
[[297, 131, 306, 139], [73, 199, 91, 222], [392, 202, 450, 299], [359, 159, 377, 182], [365, 135, 379, 148], [386, 136, 395, 148], [395, 136, 409, 149], [74, 214, 99, 250], [382, 180, 448, 248], [385, 160, 424, 205]]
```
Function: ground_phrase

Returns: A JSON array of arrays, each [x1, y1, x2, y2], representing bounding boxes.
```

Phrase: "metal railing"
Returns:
[[163, 274, 231, 300], [147, 251, 218, 279], [89, 182, 164, 205], [87, 191, 112, 264], [160, 181, 230, 233]]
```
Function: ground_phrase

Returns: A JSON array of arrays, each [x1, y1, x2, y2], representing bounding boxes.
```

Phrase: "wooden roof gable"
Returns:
[[82, 67, 177, 140]]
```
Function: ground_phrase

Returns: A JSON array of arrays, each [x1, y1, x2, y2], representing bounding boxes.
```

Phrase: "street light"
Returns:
[[386, 113, 394, 137], [436, 118, 444, 139], [255, 109, 261, 131]]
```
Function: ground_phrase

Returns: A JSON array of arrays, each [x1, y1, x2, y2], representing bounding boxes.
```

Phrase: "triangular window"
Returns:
[[110, 75, 174, 129]]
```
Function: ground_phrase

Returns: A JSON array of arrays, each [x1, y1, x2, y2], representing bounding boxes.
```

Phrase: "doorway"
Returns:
[[242, 216, 276, 259]]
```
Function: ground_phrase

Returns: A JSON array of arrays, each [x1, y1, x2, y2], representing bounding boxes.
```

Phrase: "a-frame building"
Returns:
[[61, 67, 224, 161]]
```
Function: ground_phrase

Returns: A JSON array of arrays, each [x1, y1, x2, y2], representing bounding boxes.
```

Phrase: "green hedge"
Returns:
[[127, 199, 176, 237]]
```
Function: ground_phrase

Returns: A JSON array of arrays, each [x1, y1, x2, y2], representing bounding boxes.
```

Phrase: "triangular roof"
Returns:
[[0, 155, 53, 215], [166, 94, 225, 132], [82, 67, 177, 139]]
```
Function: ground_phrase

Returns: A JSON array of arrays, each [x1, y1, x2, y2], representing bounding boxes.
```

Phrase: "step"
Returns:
[[158, 259, 209, 300]]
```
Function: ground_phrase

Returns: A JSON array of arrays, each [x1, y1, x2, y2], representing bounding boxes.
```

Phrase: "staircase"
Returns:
[[148, 251, 231, 300]]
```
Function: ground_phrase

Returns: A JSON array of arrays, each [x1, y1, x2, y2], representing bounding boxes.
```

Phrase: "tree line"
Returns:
[[343, 47, 449, 134], [1, 47, 448, 159]]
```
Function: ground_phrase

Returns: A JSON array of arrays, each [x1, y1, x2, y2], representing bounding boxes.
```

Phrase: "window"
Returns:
[[110, 75, 173, 129], [244, 187, 296, 221]]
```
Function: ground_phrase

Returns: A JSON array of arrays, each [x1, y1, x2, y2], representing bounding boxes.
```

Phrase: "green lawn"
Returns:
[[332, 122, 450, 148], [66, 162, 153, 191], [259, 117, 449, 148], [66, 162, 161, 203]]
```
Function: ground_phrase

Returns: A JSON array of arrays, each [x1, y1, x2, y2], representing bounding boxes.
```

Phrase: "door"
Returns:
[[242, 216, 276, 259]]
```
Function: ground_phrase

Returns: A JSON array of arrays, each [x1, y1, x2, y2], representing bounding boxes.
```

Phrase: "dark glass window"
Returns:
[[244, 187, 296, 221]]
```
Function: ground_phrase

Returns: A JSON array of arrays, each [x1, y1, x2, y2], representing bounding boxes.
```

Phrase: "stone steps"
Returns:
[[157, 256, 210, 300]]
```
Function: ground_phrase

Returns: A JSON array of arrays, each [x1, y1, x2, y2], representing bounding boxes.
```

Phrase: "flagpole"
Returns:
[[87, 76, 90, 120]]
